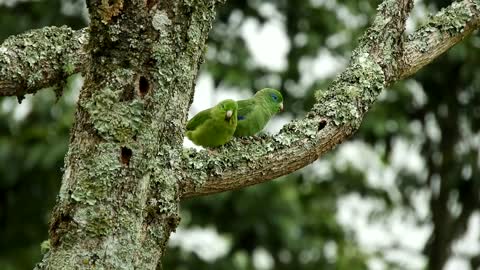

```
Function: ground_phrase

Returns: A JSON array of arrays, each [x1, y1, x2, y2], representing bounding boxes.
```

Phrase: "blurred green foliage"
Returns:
[[1, 0, 479, 269]]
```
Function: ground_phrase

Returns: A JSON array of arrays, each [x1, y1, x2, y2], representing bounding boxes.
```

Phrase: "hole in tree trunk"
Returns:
[[318, 119, 327, 131], [121, 147, 133, 166], [137, 75, 151, 97]]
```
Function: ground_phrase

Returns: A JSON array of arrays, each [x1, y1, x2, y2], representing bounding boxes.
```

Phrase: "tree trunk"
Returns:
[[35, 0, 218, 269]]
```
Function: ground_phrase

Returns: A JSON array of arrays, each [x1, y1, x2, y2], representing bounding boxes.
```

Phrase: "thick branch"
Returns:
[[180, 0, 415, 198], [399, 0, 480, 79], [180, 123, 353, 197], [1, 0, 477, 98], [0, 26, 88, 97], [179, 0, 480, 198]]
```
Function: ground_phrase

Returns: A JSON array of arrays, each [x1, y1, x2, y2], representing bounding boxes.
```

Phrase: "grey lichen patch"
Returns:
[[151, 43, 175, 81], [314, 51, 385, 126], [73, 205, 115, 236], [71, 179, 107, 205], [81, 69, 144, 142], [139, 145, 183, 224], [66, 140, 145, 241], [148, 169, 178, 213], [0, 26, 87, 97], [408, 1, 479, 44], [102, 234, 145, 269], [71, 142, 121, 205], [187, 18, 203, 46], [152, 10, 171, 32], [40, 240, 51, 255], [182, 149, 208, 186], [427, 1, 479, 34], [279, 117, 319, 141], [107, 24, 125, 42]]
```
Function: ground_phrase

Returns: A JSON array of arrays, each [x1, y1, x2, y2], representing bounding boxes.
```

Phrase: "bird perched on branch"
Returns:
[[234, 88, 284, 137], [186, 99, 238, 147]]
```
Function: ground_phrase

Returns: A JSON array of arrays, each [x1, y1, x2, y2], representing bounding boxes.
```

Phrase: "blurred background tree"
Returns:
[[0, 0, 479, 269]]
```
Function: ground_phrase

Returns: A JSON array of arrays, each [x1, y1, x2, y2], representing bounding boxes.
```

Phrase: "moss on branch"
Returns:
[[179, 0, 480, 199], [0, 26, 88, 98]]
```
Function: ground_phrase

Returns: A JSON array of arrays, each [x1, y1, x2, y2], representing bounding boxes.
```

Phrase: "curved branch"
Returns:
[[179, 0, 480, 199], [179, 0, 414, 198], [0, 0, 477, 99], [180, 123, 353, 197], [0, 26, 88, 97], [399, 0, 480, 79]]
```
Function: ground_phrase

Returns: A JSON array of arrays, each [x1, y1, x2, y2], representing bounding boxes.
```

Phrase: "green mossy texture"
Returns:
[[27, 0, 479, 269], [180, 0, 480, 196], [406, 1, 480, 52], [427, 1, 479, 33], [81, 69, 144, 142], [0, 26, 87, 97], [39, 1, 220, 269], [179, 0, 432, 197]]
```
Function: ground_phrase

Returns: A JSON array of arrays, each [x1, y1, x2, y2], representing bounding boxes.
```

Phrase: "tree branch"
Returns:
[[399, 0, 480, 79], [0, 0, 477, 99], [0, 26, 88, 98], [179, 0, 414, 198], [179, 0, 480, 199]]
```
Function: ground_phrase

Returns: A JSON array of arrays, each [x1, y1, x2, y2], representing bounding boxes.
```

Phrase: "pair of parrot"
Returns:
[[185, 88, 284, 147]]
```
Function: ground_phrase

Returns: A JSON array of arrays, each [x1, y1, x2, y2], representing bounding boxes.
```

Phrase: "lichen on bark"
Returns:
[[36, 0, 220, 269], [0, 26, 87, 99], [0, 0, 473, 268]]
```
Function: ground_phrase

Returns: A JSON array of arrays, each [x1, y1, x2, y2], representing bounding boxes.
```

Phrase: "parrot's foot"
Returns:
[[236, 137, 251, 144], [247, 135, 264, 143], [205, 148, 219, 154], [252, 135, 263, 141]]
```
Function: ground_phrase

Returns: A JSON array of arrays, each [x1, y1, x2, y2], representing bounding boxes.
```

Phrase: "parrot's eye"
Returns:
[[270, 94, 278, 101]]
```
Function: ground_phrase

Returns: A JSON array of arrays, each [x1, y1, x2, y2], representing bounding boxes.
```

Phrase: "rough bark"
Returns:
[[179, 0, 480, 198], [34, 0, 219, 269], [0, 0, 476, 269], [1, 0, 479, 97], [0, 27, 88, 99], [399, 0, 480, 79]]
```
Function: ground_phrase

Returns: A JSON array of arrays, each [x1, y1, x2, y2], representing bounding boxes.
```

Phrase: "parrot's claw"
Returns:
[[237, 137, 250, 144], [205, 148, 219, 154]]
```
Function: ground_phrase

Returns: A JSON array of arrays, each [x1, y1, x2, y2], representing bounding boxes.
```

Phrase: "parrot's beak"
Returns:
[[225, 110, 233, 120], [279, 102, 284, 112]]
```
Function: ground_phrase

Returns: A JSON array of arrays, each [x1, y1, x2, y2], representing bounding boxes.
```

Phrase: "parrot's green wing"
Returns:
[[236, 99, 256, 121], [234, 99, 265, 137], [186, 109, 211, 131]]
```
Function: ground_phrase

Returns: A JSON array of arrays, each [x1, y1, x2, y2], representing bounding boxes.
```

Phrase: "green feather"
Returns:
[[234, 88, 283, 137], [186, 99, 238, 147]]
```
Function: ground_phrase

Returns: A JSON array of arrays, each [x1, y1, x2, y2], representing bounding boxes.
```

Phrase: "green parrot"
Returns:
[[186, 99, 238, 147], [234, 88, 284, 137]]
